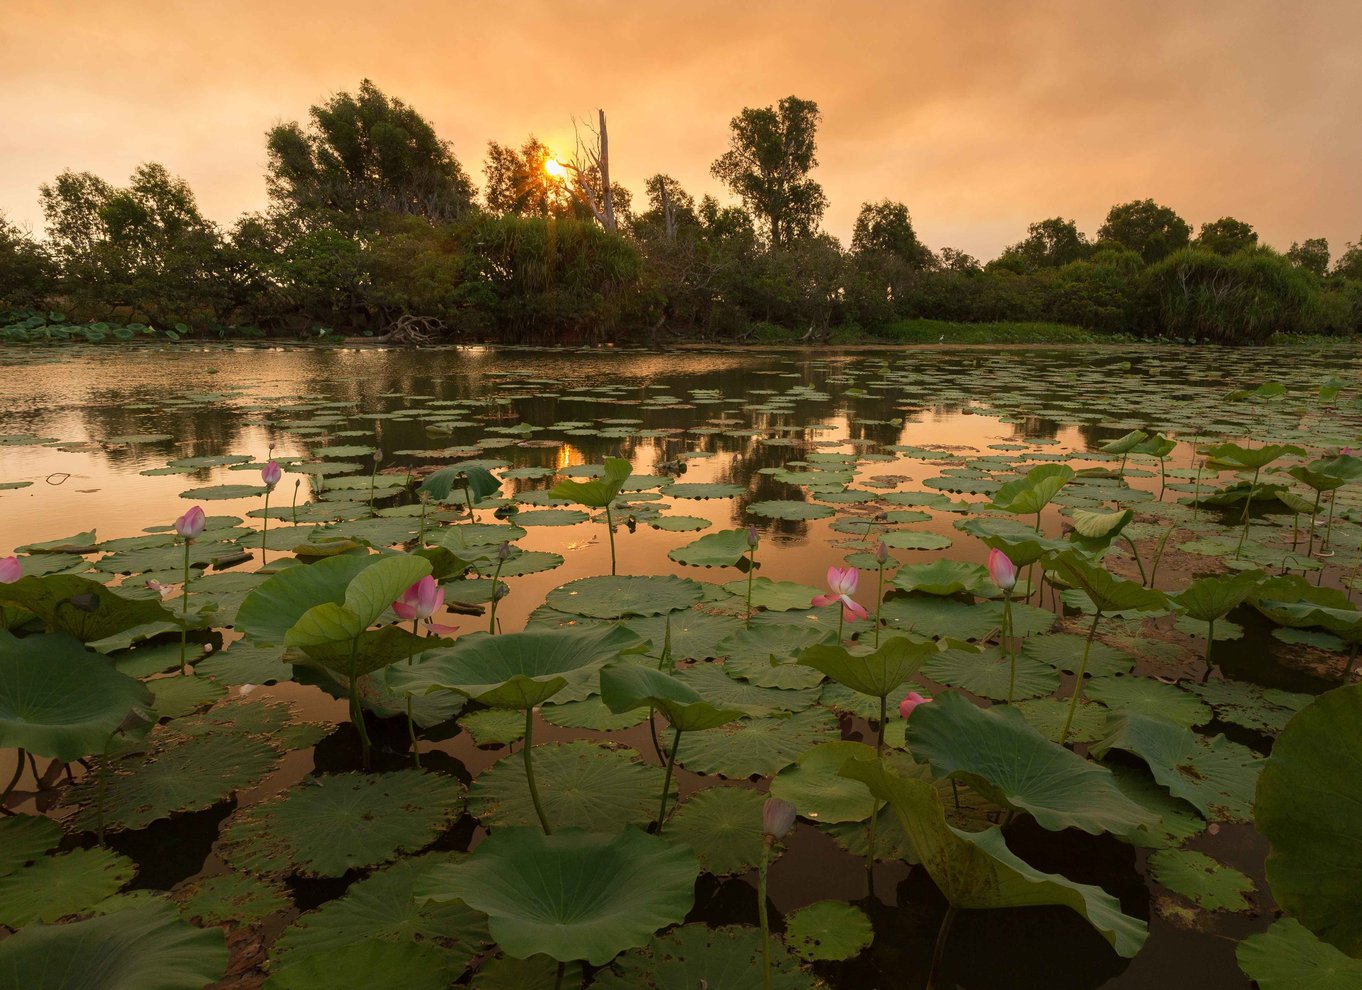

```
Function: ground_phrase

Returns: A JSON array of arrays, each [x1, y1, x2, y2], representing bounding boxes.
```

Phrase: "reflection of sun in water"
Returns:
[[544, 158, 568, 179]]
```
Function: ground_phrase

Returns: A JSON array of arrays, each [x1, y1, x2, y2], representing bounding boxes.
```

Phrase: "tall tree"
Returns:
[[1336, 237, 1362, 280], [1195, 217, 1258, 256], [483, 137, 575, 219], [0, 213, 51, 309], [1004, 217, 1090, 267], [851, 200, 933, 268], [1097, 199, 1192, 263], [711, 96, 827, 246], [1286, 238, 1330, 277], [266, 79, 475, 223], [566, 110, 618, 231]]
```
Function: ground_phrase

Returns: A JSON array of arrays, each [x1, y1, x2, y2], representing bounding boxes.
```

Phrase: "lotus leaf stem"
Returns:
[[1200, 618, 1216, 684], [1234, 468, 1263, 559], [488, 556, 506, 634], [553, 962, 565, 990], [927, 904, 958, 990], [523, 707, 552, 834], [745, 545, 757, 628], [1121, 536, 1149, 586], [1148, 523, 1177, 589], [1324, 491, 1338, 550], [604, 503, 617, 576], [1060, 609, 1103, 745], [1306, 490, 1323, 557], [291, 480, 299, 526], [656, 725, 683, 833], [348, 638, 372, 769], [759, 837, 774, 990]]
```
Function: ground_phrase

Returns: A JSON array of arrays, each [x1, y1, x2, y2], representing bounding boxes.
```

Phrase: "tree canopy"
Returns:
[[1098, 199, 1192, 263]]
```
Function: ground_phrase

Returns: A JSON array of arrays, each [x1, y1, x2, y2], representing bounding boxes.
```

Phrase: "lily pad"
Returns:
[[218, 770, 465, 877], [665, 786, 769, 876], [668, 529, 752, 568], [1086, 677, 1211, 727], [468, 741, 665, 833], [546, 575, 705, 618], [0, 900, 227, 990], [783, 901, 874, 962], [415, 826, 698, 966], [678, 709, 840, 778], [1236, 917, 1362, 990], [746, 500, 835, 521], [590, 923, 817, 990], [175, 871, 291, 925], [1147, 849, 1254, 912], [0, 847, 137, 926], [771, 740, 879, 824], [921, 647, 1059, 702]]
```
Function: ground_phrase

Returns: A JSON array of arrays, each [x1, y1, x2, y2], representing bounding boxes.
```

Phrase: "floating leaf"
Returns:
[[678, 709, 840, 778], [668, 529, 752, 568], [921, 646, 1058, 701], [1236, 917, 1362, 990], [746, 500, 834, 521], [0, 847, 136, 926], [1147, 849, 1254, 912], [666, 786, 769, 876], [545, 575, 705, 618], [783, 901, 874, 962], [415, 826, 698, 966]]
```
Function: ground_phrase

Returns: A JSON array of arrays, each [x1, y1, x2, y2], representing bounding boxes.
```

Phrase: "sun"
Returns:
[[544, 158, 568, 180]]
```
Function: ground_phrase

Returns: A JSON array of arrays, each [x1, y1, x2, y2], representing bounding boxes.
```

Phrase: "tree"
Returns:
[[1142, 247, 1314, 343], [937, 247, 981, 273], [39, 163, 230, 324], [1286, 238, 1330, 277], [1003, 217, 1090, 268], [1195, 217, 1258, 256], [1335, 237, 1362, 280], [851, 201, 933, 268], [483, 137, 576, 219], [565, 110, 618, 231], [711, 96, 827, 246], [0, 213, 52, 310], [1097, 199, 1192, 264], [266, 79, 475, 223]]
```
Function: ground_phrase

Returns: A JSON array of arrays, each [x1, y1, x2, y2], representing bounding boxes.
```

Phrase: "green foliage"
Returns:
[[1098, 198, 1192, 263], [1142, 247, 1319, 343]]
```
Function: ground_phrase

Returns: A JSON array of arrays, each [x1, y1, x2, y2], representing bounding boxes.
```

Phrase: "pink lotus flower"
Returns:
[[899, 691, 932, 718], [261, 460, 283, 487], [762, 796, 797, 839], [393, 575, 458, 634], [812, 565, 869, 622], [174, 506, 206, 540], [0, 555, 21, 583], [145, 578, 176, 600], [988, 548, 1018, 591]]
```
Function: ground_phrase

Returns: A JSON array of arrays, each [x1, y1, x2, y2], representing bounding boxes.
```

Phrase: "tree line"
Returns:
[[1, 80, 1359, 345]]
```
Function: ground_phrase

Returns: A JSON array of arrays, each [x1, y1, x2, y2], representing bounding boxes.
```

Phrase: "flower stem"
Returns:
[[261, 488, 270, 565], [604, 503, 617, 576], [523, 706, 552, 834], [1003, 593, 1016, 703], [759, 838, 773, 990], [407, 618, 421, 768], [1060, 610, 1102, 745], [348, 638, 371, 768], [488, 557, 505, 634], [179, 539, 191, 675], [656, 725, 683, 833], [927, 905, 959, 990], [745, 546, 757, 628], [874, 561, 885, 647]]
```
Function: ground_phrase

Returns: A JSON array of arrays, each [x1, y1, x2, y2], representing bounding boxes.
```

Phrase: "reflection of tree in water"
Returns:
[[75, 394, 252, 480], [1010, 416, 1062, 442]]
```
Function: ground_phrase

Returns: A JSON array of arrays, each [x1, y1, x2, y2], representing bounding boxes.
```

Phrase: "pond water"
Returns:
[[1, 342, 1358, 988]]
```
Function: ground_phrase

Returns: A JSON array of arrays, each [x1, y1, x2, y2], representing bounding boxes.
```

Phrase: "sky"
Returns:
[[2, 0, 1359, 260]]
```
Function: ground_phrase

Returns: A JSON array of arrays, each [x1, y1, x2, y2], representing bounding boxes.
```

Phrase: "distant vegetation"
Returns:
[[2, 80, 1359, 345]]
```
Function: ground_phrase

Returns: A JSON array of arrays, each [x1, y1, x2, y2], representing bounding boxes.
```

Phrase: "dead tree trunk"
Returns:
[[570, 109, 617, 232]]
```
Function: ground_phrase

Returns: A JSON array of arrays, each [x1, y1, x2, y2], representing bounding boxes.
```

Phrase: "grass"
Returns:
[[873, 318, 1113, 345]]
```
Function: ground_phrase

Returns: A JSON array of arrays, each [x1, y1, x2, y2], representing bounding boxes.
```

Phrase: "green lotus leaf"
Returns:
[[1250, 577, 1362, 641], [195, 641, 293, 684], [879, 530, 953, 551], [657, 482, 746, 500], [1185, 679, 1314, 735], [1067, 507, 1134, 551], [746, 500, 835, 521], [468, 741, 666, 832], [881, 596, 1054, 641], [548, 457, 632, 507], [1147, 849, 1254, 912], [175, 871, 290, 925], [0, 815, 62, 875], [460, 708, 526, 746], [1105, 763, 1206, 850], [0, 901, 227, 990], [989, 464, 1075, 515], [64, 725, 281, 833], [1203, 441, 1306, 471], [418, 464, 502, 503], [716, 626, 832, 689], [1021, 633, 1135, 677], [1014, 698, 1109, 744], [0, 632, 154, 761], [269, 852, 488, 982], [235, 553, 383, 646], [545, 574, 705, 618], [179, 483, 268, 500], [0, 575, 178, 643], [1085, 677, 1211, 727], [771, 740, 880, 824], [1045, 550, 1168, 614], [0, 846, 136, 926], [667, 529, 752, 568], [648, 515, 711, 532], [678, 709, 840, 778], [287, 553, 431, 645], [540, 697, 648, 731], [470, 954, 584, 990], [720, 577, 823, 612], [146, 674, 227, 720], [798, 635, 936, 700], [1092, 713, 1264, 822], [1099, 430, 1149, 456], [892, 559, 992, 596], [906, 692, 1156, 835], [599, 664, 747, 731], [415, 826, 698, 966], [218, 770, 465, 877], [841, 758, 1147, 958], [674, 663, 818, 716], [1255, 684, 1362, 956], [957, 516, 1070, 567], [513, 508, 589, 527], [402, 626, 646, 708], [1236, 918, 1362, 990], [288, 623, 434, 680], [921, 646, 1058, 701], [666, 786, 770, 876], [266, 940, 454, 990], [1171, 570, 1267, 623], [591, 923, 817, 990], [783, 900, 874, 962], [1132, 433, 1177, 458]]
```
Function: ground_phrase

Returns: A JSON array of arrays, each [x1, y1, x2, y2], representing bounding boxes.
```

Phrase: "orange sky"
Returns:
[[2, 0, 1359, 259]]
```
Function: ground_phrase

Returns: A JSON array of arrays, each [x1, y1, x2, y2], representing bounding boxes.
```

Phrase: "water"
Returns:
[[2, 341, 1358, 988]]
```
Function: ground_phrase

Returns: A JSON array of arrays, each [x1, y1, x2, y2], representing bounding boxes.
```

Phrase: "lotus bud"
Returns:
[[875, 540, 888, 565], [987, 548, 1018, 591], [762, 796, 797, 840], [174, 505, 207, 541], [261, 459, 283, 488], [899, 691, 932, 718], [374, 449, 383, 463], [498, 540, 512, 561], [268, 441, 276, 452], [0, 555, 20, 583], [746, 525, 760, 549]]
